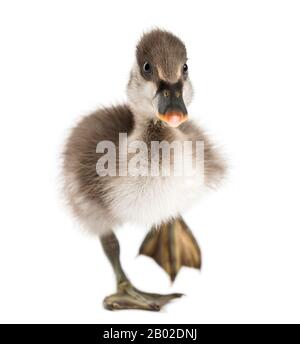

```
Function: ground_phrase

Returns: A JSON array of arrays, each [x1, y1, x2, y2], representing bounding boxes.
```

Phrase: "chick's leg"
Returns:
[[100, 231, 182, 311]]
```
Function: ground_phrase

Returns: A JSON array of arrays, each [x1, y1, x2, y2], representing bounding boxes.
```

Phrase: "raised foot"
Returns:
[[139, 217, 201, 282], [103, 282, 183, 311]]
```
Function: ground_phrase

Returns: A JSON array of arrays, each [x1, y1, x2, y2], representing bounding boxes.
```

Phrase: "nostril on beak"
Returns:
[[163, 90, 170, 98], [175, 91, 181, 98]]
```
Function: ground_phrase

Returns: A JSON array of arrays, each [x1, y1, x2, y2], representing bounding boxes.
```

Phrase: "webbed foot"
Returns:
[[103, 281, 183, 311], [139, 217, 201, 281]]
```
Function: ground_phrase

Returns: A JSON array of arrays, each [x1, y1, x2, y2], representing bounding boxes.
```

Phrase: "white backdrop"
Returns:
[[0, 0, 300, 324]]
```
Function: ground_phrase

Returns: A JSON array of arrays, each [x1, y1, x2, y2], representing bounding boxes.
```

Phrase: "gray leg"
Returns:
[[99, 231, 183, 311], [100, 231, 128, 285]]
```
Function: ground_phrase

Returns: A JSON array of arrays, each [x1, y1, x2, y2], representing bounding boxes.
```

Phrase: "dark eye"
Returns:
[[143, 62, 152, 74], [183, 63, 188, 74]]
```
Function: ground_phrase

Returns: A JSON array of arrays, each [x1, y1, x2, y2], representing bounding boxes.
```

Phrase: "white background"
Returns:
[[0, 0, 300, 324]]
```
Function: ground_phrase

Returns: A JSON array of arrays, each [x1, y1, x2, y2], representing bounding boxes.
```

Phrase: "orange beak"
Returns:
[[158, 111, 188, 128]]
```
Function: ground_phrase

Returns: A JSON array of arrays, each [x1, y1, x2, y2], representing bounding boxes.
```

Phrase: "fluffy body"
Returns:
[[63, 105, 225, 236]]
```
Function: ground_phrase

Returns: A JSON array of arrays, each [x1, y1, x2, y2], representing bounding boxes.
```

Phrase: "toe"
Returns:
[[103, 296, 121, 311], [103, 293, 161, 311]]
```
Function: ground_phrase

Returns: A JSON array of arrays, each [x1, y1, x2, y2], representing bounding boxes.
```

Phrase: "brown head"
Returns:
[[127, 29, 193, 127]]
